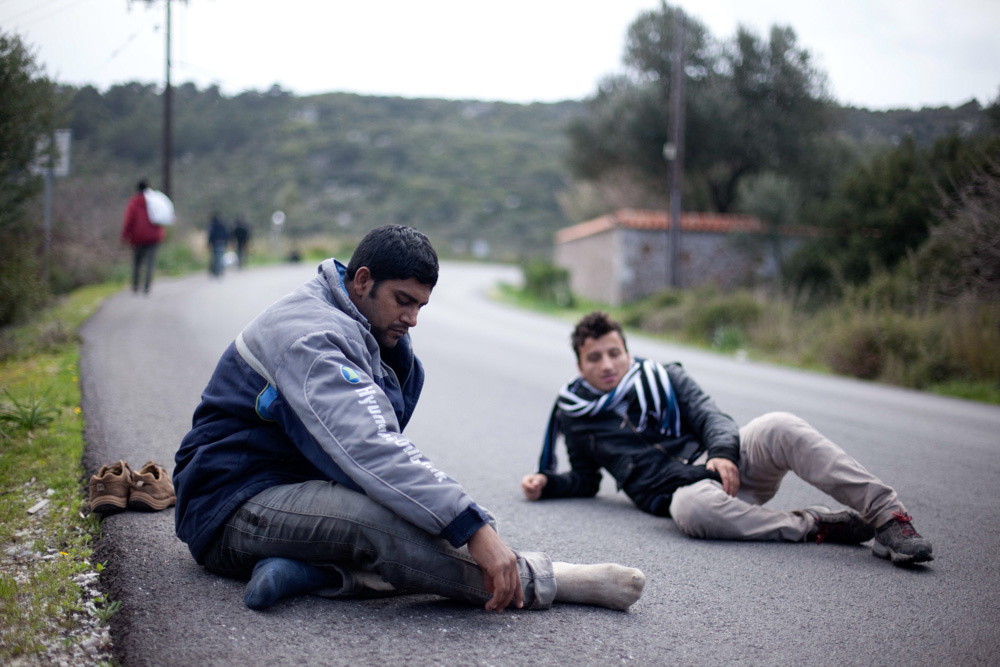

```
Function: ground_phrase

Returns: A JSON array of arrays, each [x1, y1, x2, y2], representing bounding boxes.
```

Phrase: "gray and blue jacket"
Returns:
[[174, 259, 489, 563]]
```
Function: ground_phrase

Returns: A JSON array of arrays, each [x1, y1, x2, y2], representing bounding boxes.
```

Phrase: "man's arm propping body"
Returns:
[[522, 361, 741, 502]]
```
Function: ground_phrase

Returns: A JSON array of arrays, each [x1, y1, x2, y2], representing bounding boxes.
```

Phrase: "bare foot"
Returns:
[[552, 562, 645, 611]]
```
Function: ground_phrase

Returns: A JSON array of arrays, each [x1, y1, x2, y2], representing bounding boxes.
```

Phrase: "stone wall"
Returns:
[[554, 229, 622, 305], [556, 227, 802, 304]]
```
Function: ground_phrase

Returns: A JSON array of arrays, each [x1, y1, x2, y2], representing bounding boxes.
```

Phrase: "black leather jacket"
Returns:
[[540, 362, 740, 516]]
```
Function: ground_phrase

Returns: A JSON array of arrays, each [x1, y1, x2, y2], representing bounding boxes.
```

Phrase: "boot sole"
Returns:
[[90, 496, 128, 515], [128, 490, 176, 512], [872, 541, 934, 564]]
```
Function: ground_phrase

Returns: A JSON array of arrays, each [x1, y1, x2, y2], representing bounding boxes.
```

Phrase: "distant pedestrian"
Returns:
[[232, 218, 251, 269], [121, 180, 166, 294], [208, 214, 229, 278]]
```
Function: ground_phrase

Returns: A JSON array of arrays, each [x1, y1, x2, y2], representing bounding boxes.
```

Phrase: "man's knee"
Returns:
[[741, 412, 818, 458], [742, 411, 804, 440], [669, 480, 727, 539]]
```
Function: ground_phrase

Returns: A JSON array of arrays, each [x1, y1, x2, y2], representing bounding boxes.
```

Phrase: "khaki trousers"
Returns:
[[669, 412, 904, 541]]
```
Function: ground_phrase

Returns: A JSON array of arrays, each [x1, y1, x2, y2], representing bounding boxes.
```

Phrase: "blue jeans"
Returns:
[[203, 480, 556, 609], [209, 241, 226, 276]]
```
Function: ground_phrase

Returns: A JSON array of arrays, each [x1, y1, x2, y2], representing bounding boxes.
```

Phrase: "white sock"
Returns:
[[552, 562, 645, 611], [353, 570, 396, 593]]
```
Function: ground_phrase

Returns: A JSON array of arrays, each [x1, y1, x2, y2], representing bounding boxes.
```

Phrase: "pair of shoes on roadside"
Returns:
[[89, 460, 176, 515], [803, 505, 934, 565]]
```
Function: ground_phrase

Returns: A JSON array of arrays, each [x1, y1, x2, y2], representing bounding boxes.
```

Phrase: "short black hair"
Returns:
[[137, 179, 148, 192], [571, 311, 627, 361], [346, 225, 439, 288]]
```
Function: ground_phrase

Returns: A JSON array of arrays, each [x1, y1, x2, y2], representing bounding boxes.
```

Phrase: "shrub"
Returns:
[[621, 289, 683, 329], [943, 299, 1000, 382], [684, 290, 762, 344], [712, 325, 747, 352], [520, 259, 575, 307], [296, 234, 347, 263], [0, 245, 48, 327], [826, 310, 955, 387], [156, 242, 202, 276], [827, 315, 884, 380]]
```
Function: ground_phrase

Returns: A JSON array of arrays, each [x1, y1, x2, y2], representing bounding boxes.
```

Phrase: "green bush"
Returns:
[[826, 315, 884, 380], [0, 245, 48, 327], [711, 325, 748, 352], [156, 242, 202, 276], [943, 300, 1000, 382], [48, 246, 120, 296], [684, 290, 762, 343], [826, 311, 955, 387], [844, 266, 923, 312], [520, 259, 575, 307], [621, 289, 679, 328]]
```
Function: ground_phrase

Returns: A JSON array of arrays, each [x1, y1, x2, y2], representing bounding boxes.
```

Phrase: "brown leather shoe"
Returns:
[[128, 461, 176, 512], [89, 461, 133, 515]]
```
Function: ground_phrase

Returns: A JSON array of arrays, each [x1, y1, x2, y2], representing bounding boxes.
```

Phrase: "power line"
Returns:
[[96, 28, 147, 73], [2, 0, 75, 24], [6, 0, 94, 29]]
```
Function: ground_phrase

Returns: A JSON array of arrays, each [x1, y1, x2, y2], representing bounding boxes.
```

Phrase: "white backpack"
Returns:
[[144, 189, 175, 226]]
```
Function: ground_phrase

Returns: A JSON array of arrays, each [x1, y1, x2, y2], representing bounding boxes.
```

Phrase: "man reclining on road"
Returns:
[[174, 226, 645, 612], [521, 311, 933, 566]]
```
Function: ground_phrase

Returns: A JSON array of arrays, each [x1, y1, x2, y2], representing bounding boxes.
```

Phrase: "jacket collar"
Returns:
[[319, 258, 368, 328]]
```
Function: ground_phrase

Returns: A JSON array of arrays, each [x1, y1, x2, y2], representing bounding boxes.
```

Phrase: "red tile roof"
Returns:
[[556, 209, 818, 244]]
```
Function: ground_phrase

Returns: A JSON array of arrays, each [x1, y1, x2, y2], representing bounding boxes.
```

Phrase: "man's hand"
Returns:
[[467, 524, 524, 612], [706, 457, 740, 496], [521, 473, 547, 501]]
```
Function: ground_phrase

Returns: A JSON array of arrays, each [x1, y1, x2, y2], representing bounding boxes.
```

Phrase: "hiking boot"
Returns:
[[873, 512, 934, 564], [89, 461, 133, 515], [127, 461, 176, 512], [802, 505, 876, 545]]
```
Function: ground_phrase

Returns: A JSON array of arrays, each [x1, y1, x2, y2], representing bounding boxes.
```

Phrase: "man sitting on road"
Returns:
[[521, 311, 933, 566], [174, 226, 645, 612]]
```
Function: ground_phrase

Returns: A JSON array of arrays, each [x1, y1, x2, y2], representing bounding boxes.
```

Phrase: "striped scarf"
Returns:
[[537, 357, 681, 473]]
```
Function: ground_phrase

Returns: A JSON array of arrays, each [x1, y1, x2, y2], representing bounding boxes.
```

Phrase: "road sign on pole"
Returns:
[[30, 129, 72, 177], [31, 129, 72, 286]]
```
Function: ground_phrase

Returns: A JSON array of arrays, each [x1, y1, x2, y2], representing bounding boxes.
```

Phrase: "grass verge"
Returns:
[[0, 283, 120, 665], [499, 281, 1000, 406]]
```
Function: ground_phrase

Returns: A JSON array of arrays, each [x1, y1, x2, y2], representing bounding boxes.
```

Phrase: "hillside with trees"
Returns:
[[1, 10, 995, 337], [60, 83, 582, 260]]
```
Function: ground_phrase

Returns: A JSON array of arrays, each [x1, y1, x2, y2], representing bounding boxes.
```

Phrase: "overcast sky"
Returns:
[[4, 0, 999, 110]]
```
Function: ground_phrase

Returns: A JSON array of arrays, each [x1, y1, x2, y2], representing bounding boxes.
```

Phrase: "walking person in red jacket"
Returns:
[[121, 180, 166, 294]]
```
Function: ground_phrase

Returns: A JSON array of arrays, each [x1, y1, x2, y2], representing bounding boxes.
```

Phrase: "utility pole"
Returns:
[[139, 0, 176, 196], [162, 0, 173, 197], [668, 13, 685, 288]]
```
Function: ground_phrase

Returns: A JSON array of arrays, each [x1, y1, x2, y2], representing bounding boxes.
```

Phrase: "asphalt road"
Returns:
[[80, 261, 1000, 666]]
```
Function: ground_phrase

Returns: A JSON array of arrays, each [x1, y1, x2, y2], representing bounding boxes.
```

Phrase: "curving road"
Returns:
[[81, 261, 1000, 666]]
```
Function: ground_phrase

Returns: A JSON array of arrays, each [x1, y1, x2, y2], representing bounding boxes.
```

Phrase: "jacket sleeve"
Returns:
[[121, 196, 138, 243], [268, 328, 488, 548], [539, 416, 602, 499], [667, 363, 740, 465]]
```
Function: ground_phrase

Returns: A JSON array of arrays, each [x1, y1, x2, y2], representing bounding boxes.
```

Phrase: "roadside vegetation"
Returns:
[[0, 283, 119, 665], [545, 4, 1000, 404], [508, 256, 1000, 405]]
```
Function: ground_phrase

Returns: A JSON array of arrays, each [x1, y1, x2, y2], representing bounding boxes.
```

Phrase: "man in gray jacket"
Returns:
[[522, 311, 934, 566], [175, 226, 644, 612]]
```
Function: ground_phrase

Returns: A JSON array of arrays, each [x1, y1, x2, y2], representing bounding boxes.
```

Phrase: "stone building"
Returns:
[[553, 209, 812, 306]]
